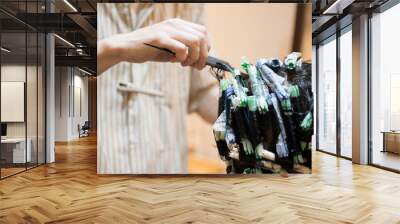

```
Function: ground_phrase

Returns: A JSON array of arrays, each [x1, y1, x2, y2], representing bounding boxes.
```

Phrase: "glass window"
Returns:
[[0, 1, 46, 179], [317, 37, 337, 154], [339, 29, 352, 158], [371, 3, 400, 171], [26, 0, 46, 168], [1, 30, 28, 177], [27, 30, 38, 169]]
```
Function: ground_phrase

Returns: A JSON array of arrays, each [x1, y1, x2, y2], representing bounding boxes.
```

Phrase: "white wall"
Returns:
[[1, 64, 46, 164], [54, 67, 89, 141], [1, 66, 26, 138], [72, 73, 89, 138], [1, 65, 33, 138], [55, 66, 69, 141]]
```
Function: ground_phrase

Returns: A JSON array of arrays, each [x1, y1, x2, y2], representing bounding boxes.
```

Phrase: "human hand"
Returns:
[[99, 18, 211, 71]]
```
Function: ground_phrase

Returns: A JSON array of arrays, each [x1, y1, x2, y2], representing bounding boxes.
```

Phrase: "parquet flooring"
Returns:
[[1, 135, 400, 223], [0, 167, 26, 178]]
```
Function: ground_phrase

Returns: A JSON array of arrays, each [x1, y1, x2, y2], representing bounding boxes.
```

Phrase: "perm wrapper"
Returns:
[[212, 52, 313, 174]]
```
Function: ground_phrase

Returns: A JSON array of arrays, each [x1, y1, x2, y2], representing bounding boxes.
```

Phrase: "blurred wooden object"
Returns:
[[188, 152, 225, 174], [382, 131, 400, 154], [205, 4, 298, 68], [187, 114, 221, 162]]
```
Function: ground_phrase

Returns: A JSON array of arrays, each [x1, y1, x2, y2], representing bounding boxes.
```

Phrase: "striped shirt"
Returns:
[[97, 3, 218, 174]]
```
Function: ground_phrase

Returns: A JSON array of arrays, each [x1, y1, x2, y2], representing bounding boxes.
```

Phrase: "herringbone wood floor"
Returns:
[[1, 135, 400, 224]]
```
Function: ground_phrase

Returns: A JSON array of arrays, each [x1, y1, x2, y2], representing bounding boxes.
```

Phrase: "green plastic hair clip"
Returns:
[[300, 141, 307, 151], [300, 112, 313, 130], [288, 85, 300, 98], [287, 60, 296, 70], [240, 57, 250, 71], [247, 96, 257, 112], [281, 99, 292, 111]]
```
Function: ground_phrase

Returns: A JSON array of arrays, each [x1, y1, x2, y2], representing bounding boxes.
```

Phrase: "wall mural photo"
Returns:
[[97, 3, 313, 174]]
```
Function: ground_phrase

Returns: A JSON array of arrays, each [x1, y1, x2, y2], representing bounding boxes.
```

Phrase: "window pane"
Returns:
[[0, 0, 46, 179], [1, 30, 27, 177], [27, 31, 38, 169], [340, 29, 352, 158], [371, 3, 400, 171], [318, 37, 337, 154]]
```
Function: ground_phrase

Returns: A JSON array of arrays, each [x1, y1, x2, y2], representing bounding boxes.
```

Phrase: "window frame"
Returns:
[[367, 0, 400, 173], [315, 23, 353, 160]]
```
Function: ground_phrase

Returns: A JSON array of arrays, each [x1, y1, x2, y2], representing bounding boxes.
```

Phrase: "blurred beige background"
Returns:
[[187, 3, 311, 173]]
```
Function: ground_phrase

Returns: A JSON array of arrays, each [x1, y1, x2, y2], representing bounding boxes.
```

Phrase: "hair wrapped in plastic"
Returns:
[[212, 52, 313, 174]]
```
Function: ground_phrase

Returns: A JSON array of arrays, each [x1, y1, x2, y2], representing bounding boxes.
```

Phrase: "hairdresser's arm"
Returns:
[[195, 84, 219, 123], [97, 18, 211, 74], [188, 67, 219, 124]]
